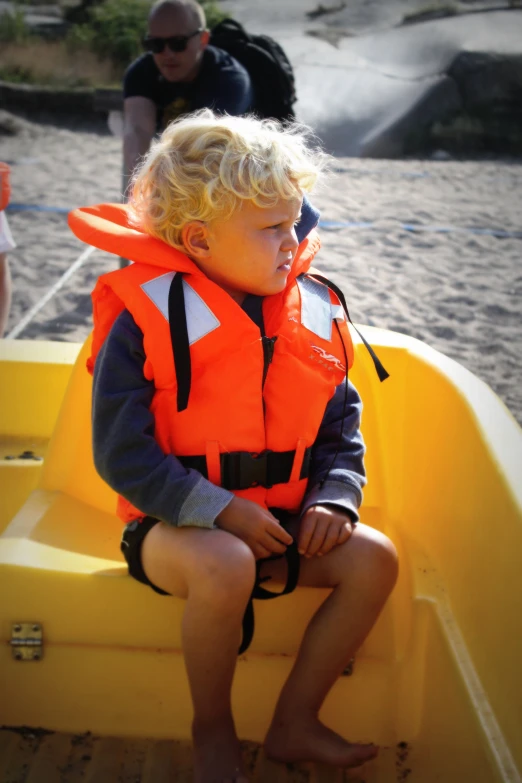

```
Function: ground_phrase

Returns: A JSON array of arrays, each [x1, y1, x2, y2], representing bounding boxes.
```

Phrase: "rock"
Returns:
[[0, 109, 37, 136], [450, 51, 522, 110], [420, 49, 522, 156], [362, 76, 461, 158], [430, 149, 453, 160]]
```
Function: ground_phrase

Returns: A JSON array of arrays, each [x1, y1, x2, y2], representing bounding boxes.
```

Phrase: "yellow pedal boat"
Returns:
[[0, 328, 521, 783]]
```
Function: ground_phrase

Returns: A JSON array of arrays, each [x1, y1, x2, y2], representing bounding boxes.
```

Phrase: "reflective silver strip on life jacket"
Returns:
[[297, 275, 332, 340], [331, 304, 345, 322], [297, 275, 334, 341], [141, 272, 220, 344]]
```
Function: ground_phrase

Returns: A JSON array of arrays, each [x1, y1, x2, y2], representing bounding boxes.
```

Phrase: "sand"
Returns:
[[2, 112, 521, 425]]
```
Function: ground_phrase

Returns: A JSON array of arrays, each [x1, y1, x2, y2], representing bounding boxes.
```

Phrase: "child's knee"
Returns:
[[329, 526, 398, 595], [195, 535, 256, 604], [358, 528, 399, 589]]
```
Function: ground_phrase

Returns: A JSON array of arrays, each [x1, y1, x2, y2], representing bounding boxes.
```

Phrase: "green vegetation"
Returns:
[[0, 8, 30, 43], [71, 0, 152, 68], [71, 0, 227, 68], [0, 0, 228, 87]]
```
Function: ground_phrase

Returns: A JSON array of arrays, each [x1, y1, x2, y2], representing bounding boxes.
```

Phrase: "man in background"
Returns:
[[122, 0, 253, 197]]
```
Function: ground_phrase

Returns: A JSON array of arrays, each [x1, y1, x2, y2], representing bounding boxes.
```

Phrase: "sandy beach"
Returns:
[[2, 111, 521, 425]]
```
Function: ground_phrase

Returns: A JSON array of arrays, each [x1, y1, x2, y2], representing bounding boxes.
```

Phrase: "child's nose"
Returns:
[[281, 227, 299, 252]]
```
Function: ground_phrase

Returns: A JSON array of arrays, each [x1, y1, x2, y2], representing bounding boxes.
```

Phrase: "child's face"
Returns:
[[193, 196, 303, 304]]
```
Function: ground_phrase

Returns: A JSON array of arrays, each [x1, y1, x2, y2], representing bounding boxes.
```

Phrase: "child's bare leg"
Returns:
[[141, 523, 255, 782], [264, 523, 398, 768]]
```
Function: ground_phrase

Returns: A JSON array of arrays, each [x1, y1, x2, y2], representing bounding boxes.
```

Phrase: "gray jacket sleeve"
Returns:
[[92, 309, 233, 527], [301, 379, 366, 523]]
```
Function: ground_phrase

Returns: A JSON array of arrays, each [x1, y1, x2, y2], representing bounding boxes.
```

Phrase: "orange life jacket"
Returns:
[[69, 203, 355, 523], [0, 163, 11, 212]]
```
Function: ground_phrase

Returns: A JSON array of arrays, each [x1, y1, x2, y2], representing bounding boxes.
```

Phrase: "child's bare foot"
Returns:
[[192, 720, 249, 783], [264, 710, 378, 768]]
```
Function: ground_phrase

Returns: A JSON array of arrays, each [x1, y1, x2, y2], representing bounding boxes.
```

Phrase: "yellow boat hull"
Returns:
[[1, 329, 521, 782]]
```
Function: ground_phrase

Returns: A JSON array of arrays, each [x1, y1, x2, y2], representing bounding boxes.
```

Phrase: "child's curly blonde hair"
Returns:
[[129, 109, 329, 250]]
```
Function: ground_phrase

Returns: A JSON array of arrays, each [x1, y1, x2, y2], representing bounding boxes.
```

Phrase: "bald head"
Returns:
[[149, 0, 206, 29], [146, 0, 209, 83]]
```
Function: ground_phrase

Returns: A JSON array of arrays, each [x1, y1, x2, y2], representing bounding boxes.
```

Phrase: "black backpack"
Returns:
[[209, 18, 297, 122]]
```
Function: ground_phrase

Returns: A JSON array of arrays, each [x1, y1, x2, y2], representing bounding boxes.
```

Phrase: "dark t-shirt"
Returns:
[[123, 45, 253, 131]]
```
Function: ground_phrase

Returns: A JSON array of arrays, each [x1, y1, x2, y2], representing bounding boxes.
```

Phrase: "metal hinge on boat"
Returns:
[[10, 623, 43, 661]]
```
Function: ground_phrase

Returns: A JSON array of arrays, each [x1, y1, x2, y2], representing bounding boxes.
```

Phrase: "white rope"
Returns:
[[6, 245, 96, 340]]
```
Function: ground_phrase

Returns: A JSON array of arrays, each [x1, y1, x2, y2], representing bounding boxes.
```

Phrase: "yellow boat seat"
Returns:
[[0, 340, 81, 534], [1, 329, 521, 783]]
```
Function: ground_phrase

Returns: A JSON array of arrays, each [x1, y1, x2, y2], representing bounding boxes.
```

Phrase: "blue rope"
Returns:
[[319, 220, 374, 229], [6, 204, 522, 240], [319, 219, 522, 240], [7, 203, 70, 214], [401, 223, 522, 240]]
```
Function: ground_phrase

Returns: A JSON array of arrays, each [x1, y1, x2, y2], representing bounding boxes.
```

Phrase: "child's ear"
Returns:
[[181, 221, 210, 260]]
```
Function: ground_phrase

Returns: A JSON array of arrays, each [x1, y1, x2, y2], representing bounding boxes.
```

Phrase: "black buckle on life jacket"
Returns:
[[178, 447, 312, 490], [224, 449, 274, 490]]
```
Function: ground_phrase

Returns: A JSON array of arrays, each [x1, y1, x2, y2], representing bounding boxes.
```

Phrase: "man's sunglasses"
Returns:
[[143, 28, 203, 54]]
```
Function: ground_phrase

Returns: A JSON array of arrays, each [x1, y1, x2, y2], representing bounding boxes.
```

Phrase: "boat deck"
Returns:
[[0, 727, 409, 782]]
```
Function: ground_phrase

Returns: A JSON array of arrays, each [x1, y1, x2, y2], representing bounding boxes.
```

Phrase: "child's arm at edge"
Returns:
[[302, 378, 367, 524], [297, 379, 366, 556]]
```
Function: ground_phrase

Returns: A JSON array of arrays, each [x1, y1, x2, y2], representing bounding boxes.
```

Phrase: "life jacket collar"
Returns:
[[68, 202, 321, 281]]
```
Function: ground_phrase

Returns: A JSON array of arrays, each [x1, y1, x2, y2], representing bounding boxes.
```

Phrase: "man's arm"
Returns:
[[122, 96, 157, 198]]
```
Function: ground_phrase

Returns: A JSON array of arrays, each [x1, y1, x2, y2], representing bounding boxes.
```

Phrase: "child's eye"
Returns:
[[266, 220, 300, 230]]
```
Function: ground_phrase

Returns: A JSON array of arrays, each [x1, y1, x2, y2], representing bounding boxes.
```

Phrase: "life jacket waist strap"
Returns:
[[178, 447, 312, 490]]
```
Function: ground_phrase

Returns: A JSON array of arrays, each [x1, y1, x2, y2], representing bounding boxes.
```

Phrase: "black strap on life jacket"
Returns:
[[307, 273, 390, 383], [239, 510, 300, 654], [168, 271, 388, 415], [168, 273, 192, 411], [178, 447, 311, 490]]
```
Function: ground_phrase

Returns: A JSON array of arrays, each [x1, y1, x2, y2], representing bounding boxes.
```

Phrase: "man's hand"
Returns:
[[216, 496, 293, 560], [298, 505, 354, 558]]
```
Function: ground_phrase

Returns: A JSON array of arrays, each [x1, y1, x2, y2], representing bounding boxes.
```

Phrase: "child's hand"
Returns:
[[216, 496, 293, 560], [298, 505, 354, 558]]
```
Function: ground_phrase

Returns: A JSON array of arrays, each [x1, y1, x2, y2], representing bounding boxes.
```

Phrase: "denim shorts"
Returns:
[[120, 517, 170, 596]]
